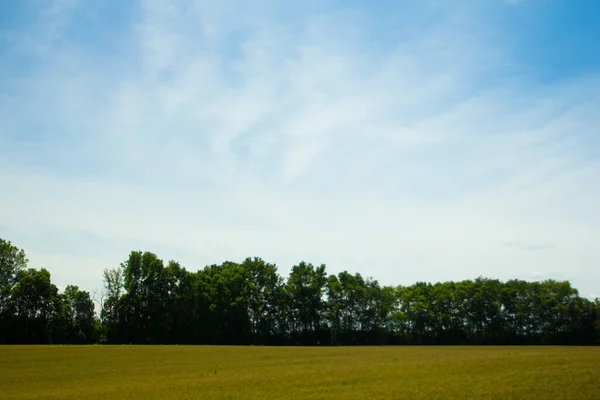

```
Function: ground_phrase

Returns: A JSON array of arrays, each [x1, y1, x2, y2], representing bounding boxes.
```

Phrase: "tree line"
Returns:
[[1, 238, 599, 345]]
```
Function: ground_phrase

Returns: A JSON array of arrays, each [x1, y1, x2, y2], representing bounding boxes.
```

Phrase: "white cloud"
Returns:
[[0, 0, 599, 298]]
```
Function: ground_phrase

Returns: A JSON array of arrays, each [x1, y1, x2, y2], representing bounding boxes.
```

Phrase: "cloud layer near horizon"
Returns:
[[1, 0, 599, 298]]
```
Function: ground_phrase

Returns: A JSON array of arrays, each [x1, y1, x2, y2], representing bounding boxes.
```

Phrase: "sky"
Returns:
[[1, 0, 599, 299]]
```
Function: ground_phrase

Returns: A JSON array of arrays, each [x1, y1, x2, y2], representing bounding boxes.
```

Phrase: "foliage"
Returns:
[[0, 237, 598, 345], [0, 239, 28, 326]]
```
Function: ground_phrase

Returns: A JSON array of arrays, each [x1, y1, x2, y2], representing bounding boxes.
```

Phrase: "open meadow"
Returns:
[[1, 346, 599, 399]]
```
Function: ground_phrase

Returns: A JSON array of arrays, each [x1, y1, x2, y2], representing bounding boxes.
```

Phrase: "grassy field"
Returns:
[[1, 346, 598, 399]]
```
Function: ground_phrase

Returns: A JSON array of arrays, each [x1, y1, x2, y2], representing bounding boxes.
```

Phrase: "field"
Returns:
[[1, 346, 599, 399]]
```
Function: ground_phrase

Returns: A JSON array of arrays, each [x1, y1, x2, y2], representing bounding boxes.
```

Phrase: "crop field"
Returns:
[[1, 346, 599, 399]]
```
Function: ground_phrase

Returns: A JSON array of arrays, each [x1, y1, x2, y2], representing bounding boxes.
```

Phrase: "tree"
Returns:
[[242, 257, 283, 344], [0, 239, 28, 342], [286, 262, 327, 344], [62, 285, 96, 343], [4, 237, 598, 346], [594, 299, 600, 345], [120, 251, 172, 343], [325, 271, 369, 344], [163, 260, 190, 343], [10, 268, 58, 343], [202, 262, 250, 344], [101, 266, 125, 343], [325, 274, 343, 344], [362, 280, 397, 344]]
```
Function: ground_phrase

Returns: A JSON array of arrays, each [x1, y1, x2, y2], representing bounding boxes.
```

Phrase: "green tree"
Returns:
[[163, 260, 191, 343], [325, 271, 370, 344], [0, 239, 28, 342], [10, 268, 58, 343], [242, 257, 283, 344], [594, 299, 600, 345], [63, 285, 96, 343], [120, 251, 172, 343], [398, 282, 435, 344], [286, 262, 327, 344], [197, 262, 251, 344], [362, 280, 397, 344], [101, 266, 125, 343]]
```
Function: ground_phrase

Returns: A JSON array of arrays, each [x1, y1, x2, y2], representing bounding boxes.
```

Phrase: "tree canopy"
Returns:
[[1, 238, 598, 345]]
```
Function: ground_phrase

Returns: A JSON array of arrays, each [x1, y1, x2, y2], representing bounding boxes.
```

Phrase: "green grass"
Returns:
[[1, 345, 598, 399]]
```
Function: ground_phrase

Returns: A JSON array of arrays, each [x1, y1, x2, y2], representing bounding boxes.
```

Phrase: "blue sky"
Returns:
[[1, 0, 599, 299]]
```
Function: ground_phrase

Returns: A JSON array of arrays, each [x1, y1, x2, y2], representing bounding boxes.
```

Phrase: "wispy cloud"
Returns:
[[0, 0, 598, 297], [505, 240, 556, 251]]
